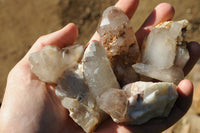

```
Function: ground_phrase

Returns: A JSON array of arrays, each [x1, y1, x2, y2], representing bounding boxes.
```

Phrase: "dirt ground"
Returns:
[[0, 0, 200, 132]]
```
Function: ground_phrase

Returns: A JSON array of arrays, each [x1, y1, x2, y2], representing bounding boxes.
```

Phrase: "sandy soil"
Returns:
[[0, 0, 200, 132]]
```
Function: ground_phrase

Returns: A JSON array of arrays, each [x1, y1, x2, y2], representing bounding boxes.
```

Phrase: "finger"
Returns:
[[115, 0, 139, 19], [89, 0, 139, 43], [136, 3, 175, 46], [28, 23, 78, 54], [184, 41, 200, 75], [176, 79, 193, 111]]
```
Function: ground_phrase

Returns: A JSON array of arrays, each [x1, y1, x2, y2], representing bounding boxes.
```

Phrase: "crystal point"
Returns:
[[97, 6, 140, 86], [29, 45, 83, 83]]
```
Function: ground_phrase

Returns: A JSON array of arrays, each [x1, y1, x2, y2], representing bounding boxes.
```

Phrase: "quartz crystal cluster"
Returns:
[[29, 6, 189, 133]]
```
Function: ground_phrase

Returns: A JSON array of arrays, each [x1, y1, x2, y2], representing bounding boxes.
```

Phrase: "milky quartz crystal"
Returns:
[[133, 20, 190, 84], [99, 82, 178, 124], [97, 6, 140, 86], [29, 45, 84, 83], [82, 41, 120, 98]]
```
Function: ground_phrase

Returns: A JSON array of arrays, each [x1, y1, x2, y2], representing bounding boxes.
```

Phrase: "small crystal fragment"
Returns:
[[99, 89, 130, 123], [55, 71, 105, 133], [97, 6, 140, 86], [99, 82, 178, 124], [61, 96, 105, 132], [56, 70, 89, 100], [133, 20, 189, 84], [29, 45, 83, 83], [133, 63, 184, 84]]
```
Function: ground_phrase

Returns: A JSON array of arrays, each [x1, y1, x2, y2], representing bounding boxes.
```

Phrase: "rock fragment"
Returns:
[[82, 41, 120, 98], [133, 20, 189, 84], [56, 41, 120, 133], [55, 70, 105, 133], [29, 45, 83, 83], [99, 82, 178, 124], [97, 6, 140, 86]]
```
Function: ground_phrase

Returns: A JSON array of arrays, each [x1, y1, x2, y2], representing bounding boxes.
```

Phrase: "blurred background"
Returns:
[[0, 0, 200, 132]]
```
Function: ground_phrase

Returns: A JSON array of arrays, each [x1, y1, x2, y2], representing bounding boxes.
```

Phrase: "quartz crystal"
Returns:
[[99, 82, 178, 124], [55, 70, 106, 133], [28, 6, 190, 133], [133, 20, 189, 84], [55, 41, 119, 133], [29, 41, 119, 132], [97, 6, 140, 86], [82, 41, 120, 98], [29, 44, 83, 83], [133, 64, 184, 85]]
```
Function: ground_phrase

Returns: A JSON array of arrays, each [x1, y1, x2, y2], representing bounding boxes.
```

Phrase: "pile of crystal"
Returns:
[[29, 6, 189, 133], [29, 41, 120, 133], [133, 20, 189, 84]]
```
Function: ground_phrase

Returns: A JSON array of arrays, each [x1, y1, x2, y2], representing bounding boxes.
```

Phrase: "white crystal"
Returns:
[[99, 82, 178, 124], [82, 41, 120, 97], [133, 20, 189, 84], [55, 41, 120, 133], [124, 82, 178, 125], [28, 8, 189, 132], [55, 70, 106, 133], [60, 96, 104, 133], [133, 63, 184, 84], [29, 44, 83, 83]]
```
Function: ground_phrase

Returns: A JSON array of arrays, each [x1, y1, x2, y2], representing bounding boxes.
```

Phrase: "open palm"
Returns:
[[1, 0, 200, 133]]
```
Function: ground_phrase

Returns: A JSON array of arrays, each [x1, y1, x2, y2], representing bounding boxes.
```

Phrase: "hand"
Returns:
[[0, 0, 200, 133]]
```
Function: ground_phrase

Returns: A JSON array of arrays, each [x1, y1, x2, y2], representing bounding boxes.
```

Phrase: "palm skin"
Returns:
[[0, 0, 200, 133]]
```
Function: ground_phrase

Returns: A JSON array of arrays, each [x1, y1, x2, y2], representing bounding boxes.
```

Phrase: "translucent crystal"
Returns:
[[56, 41, 120, 133], [97, 6, 140, 86], [29, 44, 83, 83], [133, 20, 189, 84], [82, 41, 120, 98], [99, 82, 178, 124], [99, 89, 130, 123], [133, 64, 184, 84], [28, 7, 189, 132], [175, 43, 190, 68], [55, 70, 105, 133], [56, 70, 89, 100]]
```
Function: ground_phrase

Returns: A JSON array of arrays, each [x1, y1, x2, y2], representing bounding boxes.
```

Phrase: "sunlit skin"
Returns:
[[0, 0, 200, 133]]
